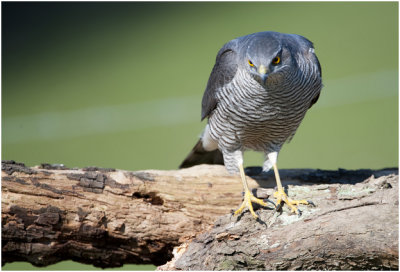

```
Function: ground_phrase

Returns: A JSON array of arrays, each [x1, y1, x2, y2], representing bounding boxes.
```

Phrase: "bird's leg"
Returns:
[[272, 162, 313, 215], [267, 152, 313, 215], [234, 163, 268, 219]]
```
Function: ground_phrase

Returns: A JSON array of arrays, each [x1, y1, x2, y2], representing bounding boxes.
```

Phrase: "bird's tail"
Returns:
[[179, 138, 224, 169]]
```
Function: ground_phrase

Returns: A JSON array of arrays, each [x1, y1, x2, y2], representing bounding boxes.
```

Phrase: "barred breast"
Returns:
[[208, 56, 322, 155]]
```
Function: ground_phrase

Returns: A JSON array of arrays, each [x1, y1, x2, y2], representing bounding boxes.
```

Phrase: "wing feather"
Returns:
[[201, 41, 239, 120], [308, 49, 322, 109]]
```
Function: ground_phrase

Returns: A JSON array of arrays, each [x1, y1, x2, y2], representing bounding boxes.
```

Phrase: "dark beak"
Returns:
[[260, 73, 268, 84]]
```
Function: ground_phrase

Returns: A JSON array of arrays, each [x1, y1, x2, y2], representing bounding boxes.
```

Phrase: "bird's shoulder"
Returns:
[[201, 39, 240, 120]]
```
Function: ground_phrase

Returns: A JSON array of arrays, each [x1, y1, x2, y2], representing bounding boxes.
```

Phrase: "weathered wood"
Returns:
[[160, 169, 399, 270], [1, 160, 398, 269], [1, 160, 244, 267]]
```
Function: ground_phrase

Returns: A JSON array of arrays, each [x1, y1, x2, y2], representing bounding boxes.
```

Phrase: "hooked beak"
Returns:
[[258, 64, 269, 84]]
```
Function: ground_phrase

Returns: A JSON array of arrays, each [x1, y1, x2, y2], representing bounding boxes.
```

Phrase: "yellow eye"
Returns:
[[272, 56, 281, 65], [248, 60, 254, 67]]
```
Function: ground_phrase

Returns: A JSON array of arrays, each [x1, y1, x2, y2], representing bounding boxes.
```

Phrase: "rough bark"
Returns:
[[1, 160, 398, 270], [160, 169, 399, 271]]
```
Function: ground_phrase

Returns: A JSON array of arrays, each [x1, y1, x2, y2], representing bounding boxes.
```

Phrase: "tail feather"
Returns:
[[179, 139, 224, 169]]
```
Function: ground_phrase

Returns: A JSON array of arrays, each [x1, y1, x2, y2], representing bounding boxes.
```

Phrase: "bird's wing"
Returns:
[[308, 46, 322, 109], [309, 92, 320, 109], [201, 41, 239, 120]]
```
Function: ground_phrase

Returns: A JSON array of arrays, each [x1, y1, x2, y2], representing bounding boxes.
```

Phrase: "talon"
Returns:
[[265, 198, 276, 208], [273, 188, 313, 215], [234, 163, 275, 219], [275, 202, 282, 212], [297, 208, 302, 217], [234, 190, 271, 219], [257, 161, 314, 216]]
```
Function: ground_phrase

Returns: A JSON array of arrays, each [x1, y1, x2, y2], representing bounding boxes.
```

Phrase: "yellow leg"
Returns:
[[234, 163, 269, 219], [272, 163, 313, 214]]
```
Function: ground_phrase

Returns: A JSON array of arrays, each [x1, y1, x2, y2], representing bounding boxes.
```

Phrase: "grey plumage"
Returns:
[[180, 31, 322, 174]]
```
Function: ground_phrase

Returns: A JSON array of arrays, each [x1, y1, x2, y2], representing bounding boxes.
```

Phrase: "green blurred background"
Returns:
[[2, 1, 398, 270]]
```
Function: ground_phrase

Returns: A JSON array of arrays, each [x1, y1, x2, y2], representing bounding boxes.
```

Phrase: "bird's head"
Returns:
[[242, 32, 311, 87]]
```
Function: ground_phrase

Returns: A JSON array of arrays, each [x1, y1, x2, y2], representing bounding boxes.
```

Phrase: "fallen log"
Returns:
[[160, 168, 399, 270], [1, 160, 398, 269]]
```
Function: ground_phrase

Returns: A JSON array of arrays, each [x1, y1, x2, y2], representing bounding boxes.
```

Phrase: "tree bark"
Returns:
[[1, 160, 398, 270], [160, 168, 399, 271]]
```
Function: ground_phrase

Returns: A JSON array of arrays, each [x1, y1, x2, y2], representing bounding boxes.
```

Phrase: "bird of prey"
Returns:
[[180, 31, 322, 218]]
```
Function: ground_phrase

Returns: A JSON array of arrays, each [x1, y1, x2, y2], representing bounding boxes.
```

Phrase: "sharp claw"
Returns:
[[307, 200, 316, 207], [265, 198, 276, 208], [235, 189, 273, 218], [297, 209, 302, 217], [275, 203, 282, 212], [250, 211, 258, 219]]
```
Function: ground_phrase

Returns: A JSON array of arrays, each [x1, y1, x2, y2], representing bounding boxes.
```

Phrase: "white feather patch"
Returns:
[[202, 124, 218, 151], [267, 151, 278, 166]]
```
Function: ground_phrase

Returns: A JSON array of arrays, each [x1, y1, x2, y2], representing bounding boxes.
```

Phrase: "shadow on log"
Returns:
[[1, 160, 398, 270]]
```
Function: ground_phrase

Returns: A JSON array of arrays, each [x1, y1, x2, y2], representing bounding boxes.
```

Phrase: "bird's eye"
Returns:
[[272, 56, 281, 65], [248, 60, 254, 67]]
